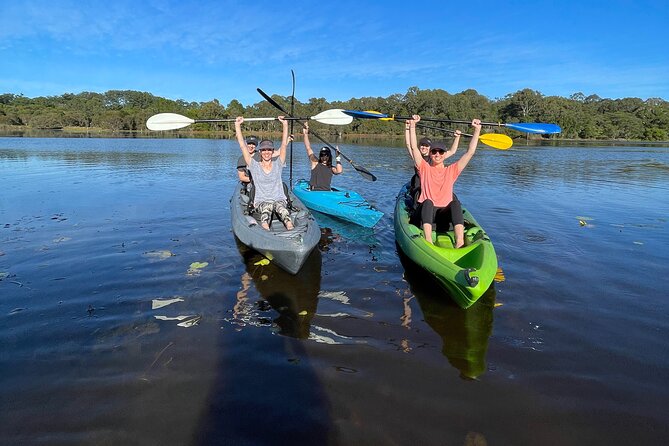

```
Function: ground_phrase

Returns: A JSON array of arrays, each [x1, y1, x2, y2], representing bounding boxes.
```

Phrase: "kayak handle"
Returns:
[[464, 268, 480, 288]]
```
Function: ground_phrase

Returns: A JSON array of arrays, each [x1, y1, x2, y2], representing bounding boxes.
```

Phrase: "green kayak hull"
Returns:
[[394, 183, 498, 309]]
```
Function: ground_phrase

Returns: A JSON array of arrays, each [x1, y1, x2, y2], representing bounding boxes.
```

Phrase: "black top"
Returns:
[[237, 152, 261, 182], [309, 163, 334, 191]]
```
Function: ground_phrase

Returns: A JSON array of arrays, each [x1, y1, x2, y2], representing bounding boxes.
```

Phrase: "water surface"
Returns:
[[1, 137, 668, 445]]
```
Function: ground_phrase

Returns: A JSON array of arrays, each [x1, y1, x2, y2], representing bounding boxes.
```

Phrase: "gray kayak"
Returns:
[[230, 183, 321, 274]]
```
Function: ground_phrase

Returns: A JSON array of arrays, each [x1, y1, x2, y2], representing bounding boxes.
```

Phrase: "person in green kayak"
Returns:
[[302, 122, 343, 190], [407, 115, 481, 248], [405, 118, 461, 206], [235, 116, 294, 231]]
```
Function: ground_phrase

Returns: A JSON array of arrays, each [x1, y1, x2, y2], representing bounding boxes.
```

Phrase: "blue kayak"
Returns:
[[292, 179, 383, 228]]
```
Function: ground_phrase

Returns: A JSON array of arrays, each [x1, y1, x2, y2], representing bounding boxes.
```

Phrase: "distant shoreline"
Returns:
[[1, 125, 667, 146]]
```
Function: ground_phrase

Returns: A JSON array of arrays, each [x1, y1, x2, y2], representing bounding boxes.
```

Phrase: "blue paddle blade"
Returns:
[[504, 122, 562, 134], [343, 110, 389, 119]]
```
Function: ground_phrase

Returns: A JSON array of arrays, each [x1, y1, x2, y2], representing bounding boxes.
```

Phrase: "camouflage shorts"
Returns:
[[255, 200, 291, 226]]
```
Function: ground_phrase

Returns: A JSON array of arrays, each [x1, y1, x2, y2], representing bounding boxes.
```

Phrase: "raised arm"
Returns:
[[406, 114, 421, 162], [456, 119, 482, 172], [277, 116, 289, 164], [303, 123, 318, 168], [408, 115, 424, 169], [332, 147, 344, 175], [444, 130, 462, 160], [234, 116, 251, 166]]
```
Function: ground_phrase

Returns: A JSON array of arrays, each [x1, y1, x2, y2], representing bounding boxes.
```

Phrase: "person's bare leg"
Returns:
[[454, 224, 465, 248], [422, 223, 433, 244]]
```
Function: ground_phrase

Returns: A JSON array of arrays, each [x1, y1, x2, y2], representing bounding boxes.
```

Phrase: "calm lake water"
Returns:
[[1, 136, 668, 445]]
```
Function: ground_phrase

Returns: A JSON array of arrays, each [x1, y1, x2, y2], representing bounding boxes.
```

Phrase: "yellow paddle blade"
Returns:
[[363, 110, 394, 120], [479, 133, 513, 150]]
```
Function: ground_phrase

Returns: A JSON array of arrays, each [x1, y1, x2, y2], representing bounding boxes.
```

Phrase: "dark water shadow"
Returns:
[[193, 241, 335, 445], [399, 249, 495, 379]]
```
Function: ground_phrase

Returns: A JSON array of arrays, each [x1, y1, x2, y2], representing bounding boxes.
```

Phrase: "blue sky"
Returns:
[[1, 0, 668, 106]]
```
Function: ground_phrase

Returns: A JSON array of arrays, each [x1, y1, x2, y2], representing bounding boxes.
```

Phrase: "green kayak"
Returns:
[[394, 182, 498, 309]]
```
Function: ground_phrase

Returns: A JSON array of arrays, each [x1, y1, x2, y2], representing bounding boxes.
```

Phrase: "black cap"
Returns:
[[246, 136, 258, 145], [419, 137, 432, 146], [430, 140, 446, 151]]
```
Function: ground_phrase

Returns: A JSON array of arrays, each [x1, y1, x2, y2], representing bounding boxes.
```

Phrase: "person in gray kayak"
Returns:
[[235, 116, 294, 231], [237, 135, 260, 188], [302, 122, 343, 191]]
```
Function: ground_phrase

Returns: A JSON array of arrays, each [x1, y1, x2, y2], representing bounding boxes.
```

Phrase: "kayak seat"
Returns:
[[435, 234, 455, 249]]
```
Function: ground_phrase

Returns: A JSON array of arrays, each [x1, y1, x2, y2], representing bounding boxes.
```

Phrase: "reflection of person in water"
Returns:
[[399, 252, 495, 379], [234, 241, 322, 339]]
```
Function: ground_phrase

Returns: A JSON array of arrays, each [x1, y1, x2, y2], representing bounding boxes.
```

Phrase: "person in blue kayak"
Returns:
[[406, 115, 481, 248], [302, 122, 343, 191], [235, 116, 294, 231], [237, 134, 260, 188]]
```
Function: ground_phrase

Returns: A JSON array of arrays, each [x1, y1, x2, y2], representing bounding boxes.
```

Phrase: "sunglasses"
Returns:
[[430, 149, 445, 155], [260, 148, 273, 152], [420, 144, 430, 147]]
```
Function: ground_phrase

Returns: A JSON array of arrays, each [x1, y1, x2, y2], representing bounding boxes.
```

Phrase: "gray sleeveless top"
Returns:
[[248, 157, 286, 205]]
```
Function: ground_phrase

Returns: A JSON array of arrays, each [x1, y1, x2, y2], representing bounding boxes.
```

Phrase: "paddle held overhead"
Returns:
[[257, 88, 377, 181], [416, 122, 513, 150], [343, 110, 561, 135], [146, 109, 353, 131]]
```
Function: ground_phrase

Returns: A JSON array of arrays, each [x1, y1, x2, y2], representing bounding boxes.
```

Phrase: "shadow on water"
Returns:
[[398, 249, 495, 380], [193, 241, 335, 445]]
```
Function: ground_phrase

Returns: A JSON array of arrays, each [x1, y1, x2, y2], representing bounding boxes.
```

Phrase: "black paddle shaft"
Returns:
[[256, 88, 377, 181]]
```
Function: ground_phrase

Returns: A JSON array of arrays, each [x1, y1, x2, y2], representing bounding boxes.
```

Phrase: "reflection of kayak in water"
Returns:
[[399, 250, 494, 379], [230, 182, 320, 274], [394, 182, 498, 308], [311, 209, 379, 247], [235, 240, 322, 339], [292, 179, 383, 228]]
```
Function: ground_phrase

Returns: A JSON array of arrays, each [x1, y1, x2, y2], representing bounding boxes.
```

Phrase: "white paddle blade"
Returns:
[[311, 109, 353, 125], [146, 113, 195, 131]]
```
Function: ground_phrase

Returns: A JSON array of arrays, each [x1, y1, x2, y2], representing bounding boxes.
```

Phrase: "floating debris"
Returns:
[[151, 297, 185, 310], [155, 315, 191, 321], [254, 258, 270, 266], [177, 316, 202, 328], [143, 250, 175, 260], [186, 261, 209, 276], [154, 314, 202, 327], [494, 268, 505, 282], [318, 290, 349, 304]]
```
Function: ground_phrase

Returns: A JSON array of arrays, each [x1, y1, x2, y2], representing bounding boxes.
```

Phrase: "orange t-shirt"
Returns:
[[417, 160, 461, 207]]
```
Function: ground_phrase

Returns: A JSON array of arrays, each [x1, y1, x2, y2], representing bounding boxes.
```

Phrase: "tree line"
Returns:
[[1, 88, 667, 141]]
